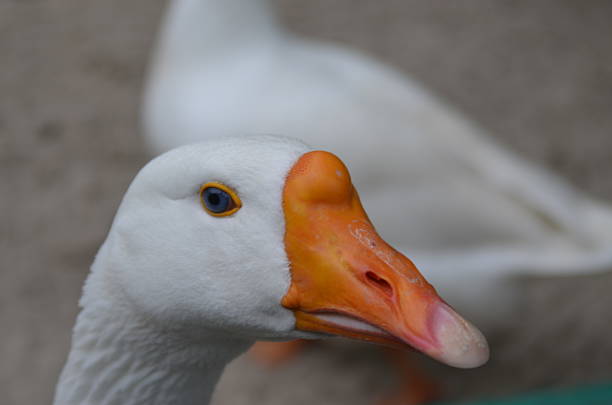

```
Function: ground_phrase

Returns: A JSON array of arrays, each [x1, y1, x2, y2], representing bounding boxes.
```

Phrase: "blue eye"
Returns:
[[203, 187, 231, 212], [200, 183, 241, 216]]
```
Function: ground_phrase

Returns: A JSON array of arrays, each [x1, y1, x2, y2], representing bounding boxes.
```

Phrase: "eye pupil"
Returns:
[[207, 193, 220, 206]]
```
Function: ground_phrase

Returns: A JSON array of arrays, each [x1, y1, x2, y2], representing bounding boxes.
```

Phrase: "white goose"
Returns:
[[143, 0, 612, 329], [53, 136, 488, 405]]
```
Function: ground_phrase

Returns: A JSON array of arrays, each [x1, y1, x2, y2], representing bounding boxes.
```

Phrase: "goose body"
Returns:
[[54, 136, 488, 405], [143, 0, 612, 329]]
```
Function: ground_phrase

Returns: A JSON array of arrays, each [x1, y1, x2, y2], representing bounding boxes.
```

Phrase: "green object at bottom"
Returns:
[[436, 383, 612, 405]]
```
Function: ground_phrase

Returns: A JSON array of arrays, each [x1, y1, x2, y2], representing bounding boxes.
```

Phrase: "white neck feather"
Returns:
[[53, 266, 251, 405], [153, 0, 281, 65]]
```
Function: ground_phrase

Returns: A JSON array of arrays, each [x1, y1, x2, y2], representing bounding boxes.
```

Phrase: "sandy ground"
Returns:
[[2, 1, 612, 404]]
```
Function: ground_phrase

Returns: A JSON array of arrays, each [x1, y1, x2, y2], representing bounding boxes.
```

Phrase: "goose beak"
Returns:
[[281, 151, 489, 368]]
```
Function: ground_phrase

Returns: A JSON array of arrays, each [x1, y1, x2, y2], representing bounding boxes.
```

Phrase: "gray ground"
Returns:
[[2, 1, 612, 404]]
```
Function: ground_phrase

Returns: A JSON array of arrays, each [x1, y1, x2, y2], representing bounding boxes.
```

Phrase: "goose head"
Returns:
[[95, 135, 488, 368]]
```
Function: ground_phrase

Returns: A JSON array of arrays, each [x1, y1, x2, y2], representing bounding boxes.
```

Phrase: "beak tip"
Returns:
[[431, 303, 489, 369]]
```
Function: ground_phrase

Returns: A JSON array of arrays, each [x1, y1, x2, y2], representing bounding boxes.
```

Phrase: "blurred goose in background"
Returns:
[[53, 136, 488, 405], [142, 0, 612, 331]]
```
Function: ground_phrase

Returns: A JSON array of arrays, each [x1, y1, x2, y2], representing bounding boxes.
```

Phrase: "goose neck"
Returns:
[[53, 288, 251, 405], [155, 0, 281, 63]]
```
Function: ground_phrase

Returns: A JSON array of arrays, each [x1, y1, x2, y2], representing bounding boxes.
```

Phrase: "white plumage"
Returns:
[[54, 136, 310, 405], [143, 0, 612, 330]]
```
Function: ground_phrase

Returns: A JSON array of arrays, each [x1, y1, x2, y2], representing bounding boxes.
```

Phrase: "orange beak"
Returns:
[[281, 151, 489, 368]]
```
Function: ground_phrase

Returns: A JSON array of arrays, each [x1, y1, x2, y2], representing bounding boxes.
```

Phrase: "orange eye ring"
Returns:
[[199, 182, 242, 217]]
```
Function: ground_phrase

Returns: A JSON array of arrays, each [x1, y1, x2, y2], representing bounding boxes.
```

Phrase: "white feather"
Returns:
[[54, 136, 314, 405], [142, 0, 612, 329]]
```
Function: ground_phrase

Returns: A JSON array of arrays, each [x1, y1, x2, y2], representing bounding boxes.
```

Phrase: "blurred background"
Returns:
[[2, 1, 612, 404]]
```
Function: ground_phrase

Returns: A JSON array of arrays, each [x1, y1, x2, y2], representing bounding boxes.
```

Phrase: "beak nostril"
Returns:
[[365, 271, 393, 297]]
